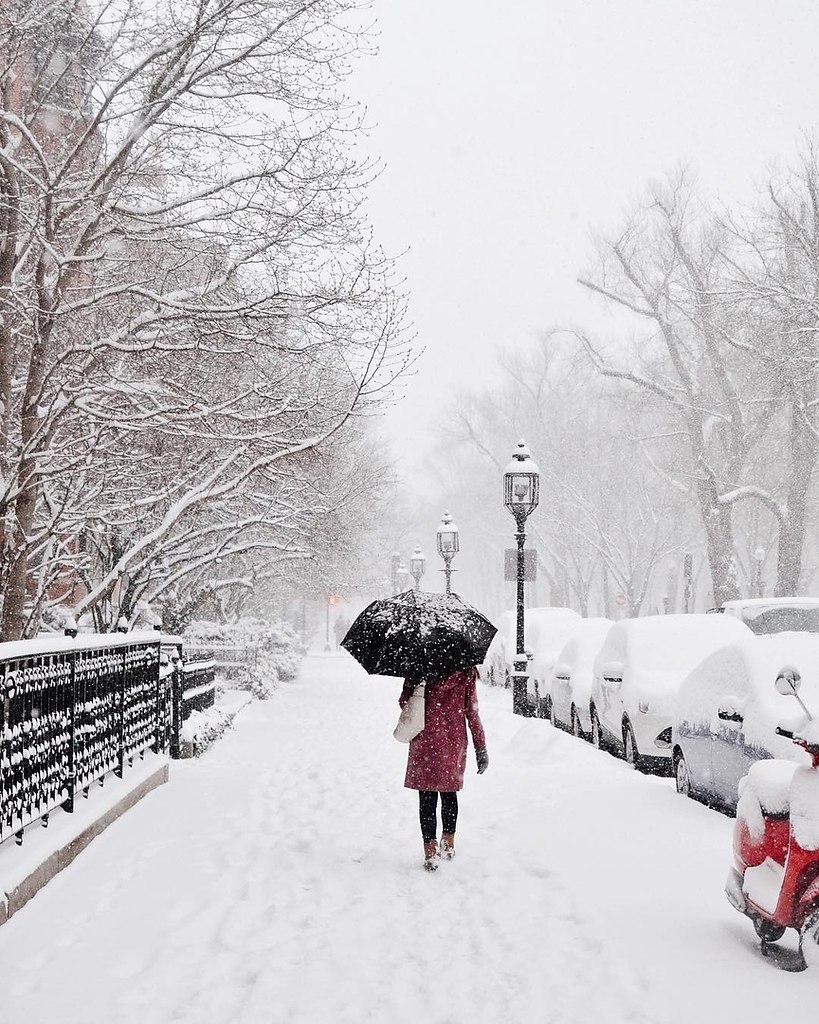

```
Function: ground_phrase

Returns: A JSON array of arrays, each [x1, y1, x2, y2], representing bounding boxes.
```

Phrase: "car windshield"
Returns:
[[741, 607, 819, 635]]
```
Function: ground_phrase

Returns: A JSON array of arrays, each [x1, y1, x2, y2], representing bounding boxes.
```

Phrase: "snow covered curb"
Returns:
[[0, 754, 169, 927], [178, 690, 254, 758]]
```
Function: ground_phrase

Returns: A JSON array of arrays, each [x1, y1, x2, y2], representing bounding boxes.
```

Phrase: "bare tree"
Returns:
[[718, 142, 819, 594], [577, 171, 776, 606], [0, 0, 410, 638], [428, 337, 690, 618]]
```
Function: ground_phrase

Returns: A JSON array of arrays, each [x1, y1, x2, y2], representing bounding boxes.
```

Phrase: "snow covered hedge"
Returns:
[[179, 705, 235, 757], [183, 618, 305, 699]]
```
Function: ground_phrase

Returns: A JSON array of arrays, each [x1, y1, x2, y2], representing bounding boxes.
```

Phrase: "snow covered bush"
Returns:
[[183, 618, 304, 699], [258, 620, 304, 682], [179, 706, 234, 757]]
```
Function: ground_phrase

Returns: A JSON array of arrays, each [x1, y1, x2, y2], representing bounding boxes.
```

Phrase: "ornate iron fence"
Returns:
[[161, 640, 217, 758], [0, 633, 217, 846], [0, 633, 162, 846]]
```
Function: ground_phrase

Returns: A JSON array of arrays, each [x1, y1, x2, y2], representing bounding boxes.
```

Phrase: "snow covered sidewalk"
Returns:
[[0, 654, 816, 1023]]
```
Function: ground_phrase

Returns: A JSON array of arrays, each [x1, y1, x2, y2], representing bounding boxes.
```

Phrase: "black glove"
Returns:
[[476, 748, 489, 774]]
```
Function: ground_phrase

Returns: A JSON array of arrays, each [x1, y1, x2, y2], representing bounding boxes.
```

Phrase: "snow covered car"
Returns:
[[710, 596, 819, 635], [481, 606, 581, 698], [589, 614, 752, 774], [481, 610, 516, 687], [546, 618, 613, 737], [672, 632, 819, 813], [525, 607, 583, 718]]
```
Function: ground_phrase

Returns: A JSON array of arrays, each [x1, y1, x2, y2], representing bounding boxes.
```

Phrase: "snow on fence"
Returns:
[[206, 642, 260, 680], [0, 633, 215, 847], [165, 642, 217, 758]]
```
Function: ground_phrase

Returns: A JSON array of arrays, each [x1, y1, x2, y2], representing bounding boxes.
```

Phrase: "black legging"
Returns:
[[419, 790, 458, 842]]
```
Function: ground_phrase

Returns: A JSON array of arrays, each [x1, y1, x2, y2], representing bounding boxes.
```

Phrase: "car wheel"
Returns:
[[504, 669, 511, 690], [675, 752, 692, 798], [623, 721, 640, 769], [800, 907, 819, 968], [544, 695, 553, 723], [590, 707, 601, 749], [571, 707, 581, 739]]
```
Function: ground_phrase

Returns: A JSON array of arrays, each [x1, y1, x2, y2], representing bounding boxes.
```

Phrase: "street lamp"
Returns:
[[503, 440, 540, 717], [410, 545, 426, 591], [436, 511, 459, 594], [753, 547, 765, 599], [397, 562, 411, 593], [325, 592, 337, 652]]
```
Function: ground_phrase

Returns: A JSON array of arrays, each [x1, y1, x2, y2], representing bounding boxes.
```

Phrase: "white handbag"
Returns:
[[393, 683, 426, 743]]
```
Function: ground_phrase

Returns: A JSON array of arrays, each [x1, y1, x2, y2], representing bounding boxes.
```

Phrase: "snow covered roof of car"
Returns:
[[552, 618, 614, 673], [721, 597, 819, 614], [676, 632, 819, 755], [598, 613, 752, 681]]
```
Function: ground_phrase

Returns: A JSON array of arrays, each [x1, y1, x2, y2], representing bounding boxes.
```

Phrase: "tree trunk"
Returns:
[[697, 477, 740, 607], [775, 397, 816, 596], [3, 482, 36, 641]]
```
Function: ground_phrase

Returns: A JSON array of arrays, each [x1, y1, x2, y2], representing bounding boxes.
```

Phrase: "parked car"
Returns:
[[526, 608, 583, 717], [481, 607, 582, 701], [547, 618, 614, 736], [589, 614, 752, 774], [672, 632, 819, 813], [481, 610, 516, 687], [710, 596, 819, 635]]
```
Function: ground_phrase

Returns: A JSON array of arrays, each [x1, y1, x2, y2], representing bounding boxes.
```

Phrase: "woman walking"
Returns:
[[399, 665, 488, 871]]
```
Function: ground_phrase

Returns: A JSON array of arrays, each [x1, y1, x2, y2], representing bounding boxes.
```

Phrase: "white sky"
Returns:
[[350, 0, 819, 469]]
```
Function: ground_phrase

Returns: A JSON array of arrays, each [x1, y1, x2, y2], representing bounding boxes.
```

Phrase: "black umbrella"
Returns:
[[340, 589, 497, 680]]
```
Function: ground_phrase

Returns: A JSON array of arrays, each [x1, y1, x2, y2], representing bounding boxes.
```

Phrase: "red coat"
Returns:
[[400, 667, 486, 792]]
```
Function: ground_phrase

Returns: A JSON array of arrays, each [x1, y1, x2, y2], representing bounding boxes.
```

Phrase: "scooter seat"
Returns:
[[740, 759, 799, 816], [743, 856, 785, 915]]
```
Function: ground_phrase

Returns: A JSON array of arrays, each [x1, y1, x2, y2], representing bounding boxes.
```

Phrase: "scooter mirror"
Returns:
[[774, 665, 802, 696]]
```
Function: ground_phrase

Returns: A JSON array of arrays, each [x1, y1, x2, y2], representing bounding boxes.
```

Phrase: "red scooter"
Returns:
[[725, 667, 819, 968]]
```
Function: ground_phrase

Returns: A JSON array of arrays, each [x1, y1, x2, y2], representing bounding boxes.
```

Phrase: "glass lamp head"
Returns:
[[436, 511, 460, 557], [503, 440, 540, 518]]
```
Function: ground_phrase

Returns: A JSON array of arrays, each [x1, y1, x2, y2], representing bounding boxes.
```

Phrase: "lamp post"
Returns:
[[410, 545, 426, 591], [503, 440, 540, 717], [325, 592, 337, 652], [753, 546, 765, 599], [396, 562, 411, 593], [436, 511, 459, 594]]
